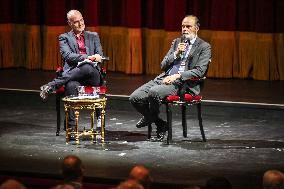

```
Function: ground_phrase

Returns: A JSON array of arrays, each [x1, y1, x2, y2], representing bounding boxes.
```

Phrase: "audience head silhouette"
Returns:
[[116, 179, 144, 189], [204, 177, 232, 189], [61, 155, 84, 183], [263, 169, 284, 189], [129, 165, 151, 189], [51, 184, 75, 189], [0, 179, 27, 189], [183, 186, 201, 189]]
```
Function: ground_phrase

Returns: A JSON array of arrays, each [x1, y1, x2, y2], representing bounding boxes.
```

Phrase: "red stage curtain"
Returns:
[[0, 0, 283, 80]]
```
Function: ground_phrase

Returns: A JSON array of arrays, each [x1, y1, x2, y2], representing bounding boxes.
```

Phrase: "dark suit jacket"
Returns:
[[158, 36, 211, 95], [59, 30, 103, 73]]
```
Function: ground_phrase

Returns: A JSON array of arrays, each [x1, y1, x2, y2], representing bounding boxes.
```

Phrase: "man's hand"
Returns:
[[88, 54, 102, 62], [175, 42, 187, 58], [163, 74, 181, 85]]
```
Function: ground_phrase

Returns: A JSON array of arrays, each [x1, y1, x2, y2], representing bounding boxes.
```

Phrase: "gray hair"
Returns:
[[185, 15, 200, 27], [67, 10, 82, 21]]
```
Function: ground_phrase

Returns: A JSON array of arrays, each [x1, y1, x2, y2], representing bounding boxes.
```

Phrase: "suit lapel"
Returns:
[[185, 37, 201, 69], [68, 31, 79, 53], [188, 37, 200, 58], [84, 31, 90, 55]]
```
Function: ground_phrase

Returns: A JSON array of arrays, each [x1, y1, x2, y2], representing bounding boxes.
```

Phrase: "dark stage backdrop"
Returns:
[[0, 0, 283, 80]]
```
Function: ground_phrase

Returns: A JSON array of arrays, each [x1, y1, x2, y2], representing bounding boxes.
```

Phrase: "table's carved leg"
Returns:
[[91, 110, 95, 143], [75, 110, 80, 145], [65, 108, 69, 144], [101, 108, 105, 143]]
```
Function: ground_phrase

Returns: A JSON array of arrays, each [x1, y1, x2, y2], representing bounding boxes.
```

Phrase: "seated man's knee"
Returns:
[[148, 88, 160, 100], [80, 63, 95, 74], [129, 93, 137, 104], [129, 90, 145, 104], [65, 81, 80, 89], [65, 81, 81, 96]]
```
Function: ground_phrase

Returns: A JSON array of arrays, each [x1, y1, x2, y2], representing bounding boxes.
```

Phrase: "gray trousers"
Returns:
[[48, 63, 102, 91], [129, 75, 179, 123], [48, 63, 102, 127]]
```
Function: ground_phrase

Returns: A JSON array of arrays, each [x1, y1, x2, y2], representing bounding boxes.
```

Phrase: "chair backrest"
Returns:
[[178, 60, 211, 100], [98, 56, 109, 86], [199, 60, 211, 91]]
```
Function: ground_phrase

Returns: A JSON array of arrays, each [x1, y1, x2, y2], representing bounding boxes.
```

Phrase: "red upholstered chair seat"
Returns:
[[165, 94, 202, 103], [56, 86, 65, 94], [83, 86, 107, 95], [56, 86, 107, 95]]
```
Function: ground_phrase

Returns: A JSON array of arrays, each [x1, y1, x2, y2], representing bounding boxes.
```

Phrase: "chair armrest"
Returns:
[[56, 67, 63, 77]]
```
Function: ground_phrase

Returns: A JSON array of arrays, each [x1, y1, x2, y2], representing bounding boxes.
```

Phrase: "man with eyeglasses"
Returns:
[[129, 15, 211, 141], [40, 10, 104, 131]]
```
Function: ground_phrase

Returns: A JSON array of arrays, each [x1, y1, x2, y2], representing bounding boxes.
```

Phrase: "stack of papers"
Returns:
[[68, 95, 100, 100]]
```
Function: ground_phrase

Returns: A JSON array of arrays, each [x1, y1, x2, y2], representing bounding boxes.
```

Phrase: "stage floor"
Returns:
[[0, 69, 284, 189], [0, 68, 284, 104]]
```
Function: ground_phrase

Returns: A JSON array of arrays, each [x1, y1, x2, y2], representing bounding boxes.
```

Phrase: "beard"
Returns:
[[184, 32, 197, 40], [75, 25, 85, 33]]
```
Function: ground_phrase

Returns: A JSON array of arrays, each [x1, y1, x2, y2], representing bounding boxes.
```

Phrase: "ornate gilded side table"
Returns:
[[62, 96, 107, 144]]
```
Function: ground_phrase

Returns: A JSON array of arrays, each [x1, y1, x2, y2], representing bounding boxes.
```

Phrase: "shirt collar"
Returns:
[[73, 31, 85, 39], [190, 35, 197, 45]]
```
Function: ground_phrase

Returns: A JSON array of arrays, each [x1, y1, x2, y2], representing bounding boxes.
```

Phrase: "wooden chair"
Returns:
[[147, 65, 210, 144], [163, 88, 206, 144]]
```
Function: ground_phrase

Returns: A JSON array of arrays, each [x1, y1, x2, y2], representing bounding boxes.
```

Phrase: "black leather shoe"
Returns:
[[136, 117, 151, 128], [150, 119, 168, 142]]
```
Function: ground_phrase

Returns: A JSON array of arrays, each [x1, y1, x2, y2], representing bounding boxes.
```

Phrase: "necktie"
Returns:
[[167, 43, 190, 75]]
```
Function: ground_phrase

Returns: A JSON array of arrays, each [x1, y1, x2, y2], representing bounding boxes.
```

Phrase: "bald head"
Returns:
[[129, 165, 151, 188], [117, 179, 144, 189], [62, 155, 84, 182], [0, 179, 27, 189], [263, 170, 284, 189], [67, 10, 82, 21], [51, 184, 75, 189], [66, 10, 85, 34]]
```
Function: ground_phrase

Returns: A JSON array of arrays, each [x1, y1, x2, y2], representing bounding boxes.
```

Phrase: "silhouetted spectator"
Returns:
[[204, 177, 232, 189], [116, 179, 144, 189], [51, 184, 75, 189], [0, 179, 27, 189], [183, 186, 201, 189], [263, 169, 284, 189], [61, 155, 85, 189], [129, 165, 152, 189]]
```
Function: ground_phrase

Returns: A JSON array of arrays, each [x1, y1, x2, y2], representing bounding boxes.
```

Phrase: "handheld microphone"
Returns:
[[181, 34, 188, 43], [179, 34, 188, 59], [101, 56, 110, 61]]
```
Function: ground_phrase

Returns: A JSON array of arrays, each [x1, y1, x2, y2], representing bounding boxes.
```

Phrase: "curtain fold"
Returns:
[[26, 25, 42, 69], [42, 26, 67, 70], [144, 29, 167, 75], [0, 24, 14, 68], [0, 0, 283, 80], [127, 28, 142, 74]]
